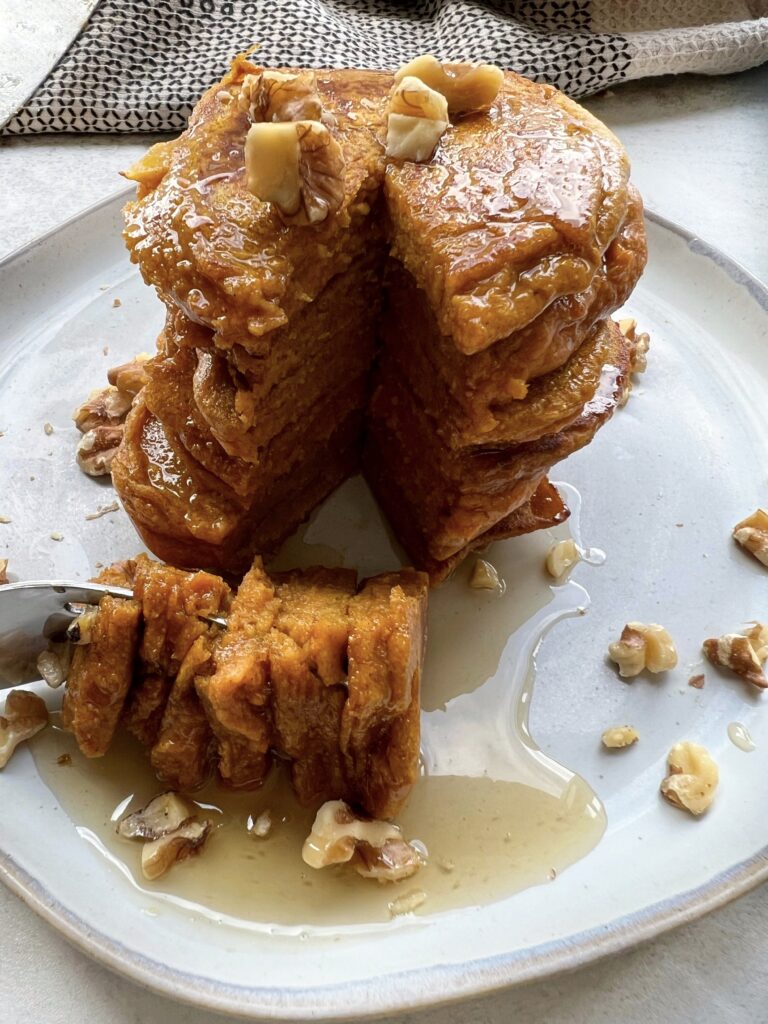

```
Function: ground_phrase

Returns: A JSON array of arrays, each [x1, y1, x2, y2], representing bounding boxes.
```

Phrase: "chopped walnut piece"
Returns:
[[745, 622, 768, 662], [0, 690, 49, 768], [388, 889, 427, 917], [702, 633, 768, 689], [302, 800, 424, 883], [601, 725, 639, 749], [117, 792, 192, 840], [0, 559, 7, 585], [76, 424, 124, 477], [469, 558, 505, 592], [732, 509, 768, 568], [247, 810, 272, 838], [66, 608, 100, 645], [245, 119, 345, 225], [389, 75, 448, 121], [141, 819, 211, 880], [608, 623, 678, 678], [688, 674, 705, 689], [394, 55, 503, 114], [661, 741, 718, 816], [619, 317, 651, 375], [36, 644, 71, 688], [240, 69, 324, 123], [73, 386, 133, 433], [107, 353, 151, 396], [545, 538, 581, 578]]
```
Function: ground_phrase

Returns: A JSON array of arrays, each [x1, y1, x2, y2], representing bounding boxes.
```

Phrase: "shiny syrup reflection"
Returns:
[[31, 477, 605, 930]]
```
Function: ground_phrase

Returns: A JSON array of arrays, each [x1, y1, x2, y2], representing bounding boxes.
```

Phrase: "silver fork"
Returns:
[[0, 581, 226, 687]]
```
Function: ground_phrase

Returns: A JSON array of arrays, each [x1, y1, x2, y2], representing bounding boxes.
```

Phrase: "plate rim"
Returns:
[[1, 196, 768, 1020]]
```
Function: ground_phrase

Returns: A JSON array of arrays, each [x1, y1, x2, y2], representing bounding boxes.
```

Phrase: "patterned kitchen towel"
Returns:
[[3, 0, 768, 134]]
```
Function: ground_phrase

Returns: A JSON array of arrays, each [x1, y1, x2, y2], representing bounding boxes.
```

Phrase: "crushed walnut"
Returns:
[[608, 623, 678, 678], [66, 608, 100, 646], [601, 725, 639, 749], [76, 424, 124, 477], [745, 622, 768, 662], [247, 810, 272, 838], [73, 386, 133, 433], [0, 558, 7, 585], [36, 643, 71, 688], [732, 509, 768, 568], [388, 889, 427, 917], [117, 792, 192, 840], [688, 674, 706, 689], [617, 318, 650, 405], [545, 538, 581, 578], [660, 741, 718, 816], [302, 800, 424, 882], [0, 690, 49, 768], [702, 633, 768, 689], [245, 120, 346, 224], [469, 558, 505, 592], [74, 357, 149, 478], [141, 820, 212, 881], [394, 55, 503, 114]]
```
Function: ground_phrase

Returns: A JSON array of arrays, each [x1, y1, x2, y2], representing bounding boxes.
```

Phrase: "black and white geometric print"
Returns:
[[4, 0, 768, 136], [2, 0, 631, 135]]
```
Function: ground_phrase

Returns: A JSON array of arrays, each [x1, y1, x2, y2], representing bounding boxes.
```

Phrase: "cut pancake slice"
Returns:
[[195, 559, 278, 789], [268, 567, 357, 806], [122, 557, 231, 789], [62, 556, 230, 791], [61, 559, 141, 758], [342, 570, 427, 819]]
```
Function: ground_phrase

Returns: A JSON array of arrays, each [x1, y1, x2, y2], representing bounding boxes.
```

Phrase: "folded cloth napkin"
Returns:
[[3, 0, 768, 134]]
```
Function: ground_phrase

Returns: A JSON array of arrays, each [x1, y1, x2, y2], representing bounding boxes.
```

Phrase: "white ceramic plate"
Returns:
[[1, 192, 768, 1020]]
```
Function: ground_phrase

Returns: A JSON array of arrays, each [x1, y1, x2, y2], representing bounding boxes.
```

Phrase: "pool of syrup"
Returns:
[[30, 477, 606, 929]]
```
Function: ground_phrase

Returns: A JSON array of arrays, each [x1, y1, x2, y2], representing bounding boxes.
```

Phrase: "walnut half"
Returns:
[[661, 742, 718, 816], [608, 623, 678, 678], [245, 120, 345, 225], [302, 800, 424, 882]]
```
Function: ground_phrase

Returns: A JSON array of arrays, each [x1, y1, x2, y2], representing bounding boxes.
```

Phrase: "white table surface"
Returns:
[[1, 64, 768, 1024]]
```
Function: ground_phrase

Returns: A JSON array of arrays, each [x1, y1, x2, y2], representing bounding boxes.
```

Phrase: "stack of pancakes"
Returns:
[[113, 56, 646, 581], [63, 556, 427, 816]]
